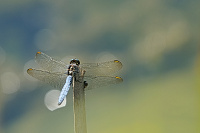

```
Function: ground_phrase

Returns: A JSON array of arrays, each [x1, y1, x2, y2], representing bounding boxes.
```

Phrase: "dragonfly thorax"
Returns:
[[68, 59, 80, 76], [67, 64, 79, 76]]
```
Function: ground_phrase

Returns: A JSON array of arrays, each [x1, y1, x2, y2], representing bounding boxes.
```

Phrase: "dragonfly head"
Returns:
[[70, 59, 80, 66]]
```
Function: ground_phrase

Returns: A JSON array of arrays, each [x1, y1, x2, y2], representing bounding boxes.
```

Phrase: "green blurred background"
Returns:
[[0, 0, 200, 133]]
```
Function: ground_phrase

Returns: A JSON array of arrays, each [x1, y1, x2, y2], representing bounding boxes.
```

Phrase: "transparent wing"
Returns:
[[27, 68, 67, 89], [35, 52, 68, 73], [84, 76, 123, 90], [80, 60, 122, 76]]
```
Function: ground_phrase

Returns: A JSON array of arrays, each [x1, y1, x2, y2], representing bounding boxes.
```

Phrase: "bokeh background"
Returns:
[[0, 0, 200, 133]]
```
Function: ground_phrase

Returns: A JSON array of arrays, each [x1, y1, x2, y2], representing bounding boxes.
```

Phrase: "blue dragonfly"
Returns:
[[27, 52, 123, 105]]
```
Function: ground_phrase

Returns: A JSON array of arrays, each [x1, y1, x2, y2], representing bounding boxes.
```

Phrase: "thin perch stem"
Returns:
[[73, 69, 87, 133]]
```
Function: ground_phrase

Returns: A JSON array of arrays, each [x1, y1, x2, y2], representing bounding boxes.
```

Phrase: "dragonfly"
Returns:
[[27, 52, 123, 105]]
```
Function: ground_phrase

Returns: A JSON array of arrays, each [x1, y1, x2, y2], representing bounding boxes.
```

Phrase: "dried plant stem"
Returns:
[[73, 70, 87, 133]]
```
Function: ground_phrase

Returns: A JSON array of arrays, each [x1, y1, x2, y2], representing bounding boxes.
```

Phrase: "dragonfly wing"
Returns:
[[27, 68, 67, 89], [35, 52, 68, 73], [84, 76, 123, 90], [80, 60, 122, 76]]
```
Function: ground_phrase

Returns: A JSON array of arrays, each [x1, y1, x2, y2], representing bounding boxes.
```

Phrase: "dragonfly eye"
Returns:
[[70, 59, 80, 65]]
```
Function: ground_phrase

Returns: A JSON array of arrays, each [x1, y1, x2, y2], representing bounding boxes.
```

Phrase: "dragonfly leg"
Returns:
[[84, 81, 88, 88]]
